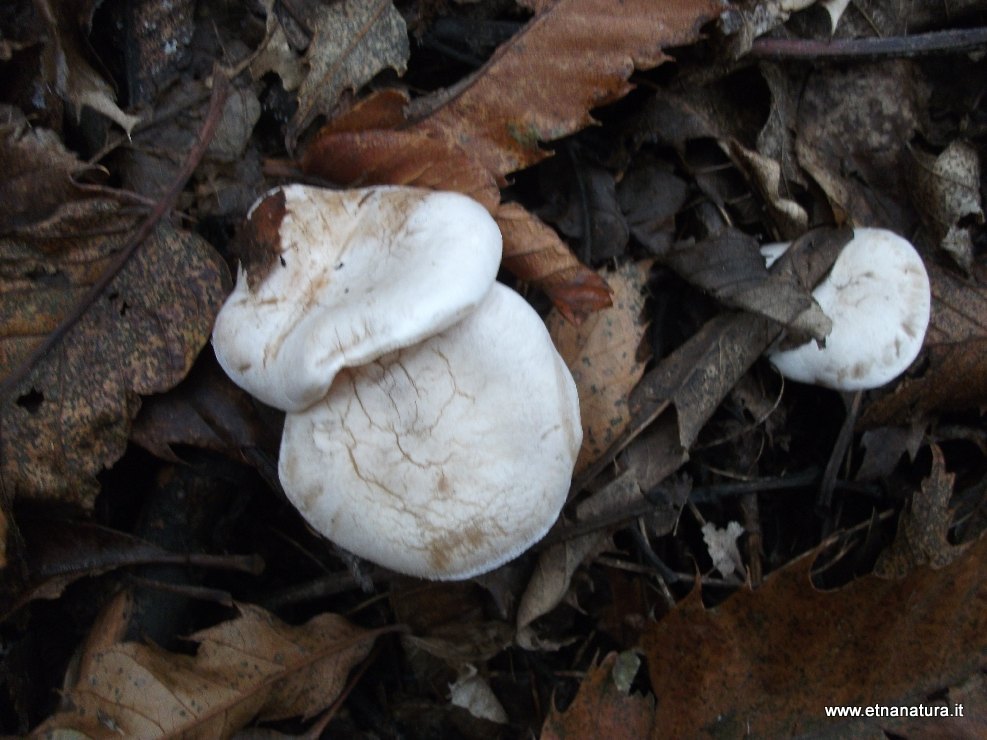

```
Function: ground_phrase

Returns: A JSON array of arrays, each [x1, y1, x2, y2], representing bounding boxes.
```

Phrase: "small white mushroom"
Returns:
[[212, 184, 502, 412], [764, 227, 931, 390], [278, 283, 582, 580]]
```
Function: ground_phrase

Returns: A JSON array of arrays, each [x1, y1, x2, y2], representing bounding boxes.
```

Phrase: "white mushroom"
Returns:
[[212, 184, 502, 412], [764, 227, 931, 390], [278, 283, 582, 580], [211, 185, 582, 579]]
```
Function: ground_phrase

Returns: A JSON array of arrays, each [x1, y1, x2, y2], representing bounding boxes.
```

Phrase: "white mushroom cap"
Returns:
[[277, 283, 582, 580], [765, 227, 931, 390], [212, 185, 502, 412]]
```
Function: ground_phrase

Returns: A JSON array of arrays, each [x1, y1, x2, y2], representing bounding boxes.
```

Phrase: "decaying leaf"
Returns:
[[496, 203, 612, 323], [875, 445, 964, 577], [406, 0, 723, 179], [0, 108, 91, 234], [288, 0, 409, 147], [547, 261, 650, 473], [701, 521, 745, 579], [642, 532, 987, 737], [541, 652, 654, 739], [0, 127, 230, 506], [34, 604, 382, 737]]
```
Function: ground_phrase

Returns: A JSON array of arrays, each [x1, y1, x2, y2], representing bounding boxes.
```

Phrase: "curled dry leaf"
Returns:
[[658, 229, 830, 342], [627, 228, 849, 451], [34, 604, 383, 737], [909, 140, 983, 272]]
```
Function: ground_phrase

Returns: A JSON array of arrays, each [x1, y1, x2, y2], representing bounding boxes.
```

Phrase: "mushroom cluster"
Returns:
[[762, 227, 931, 390], [213, 184, 582, 580]]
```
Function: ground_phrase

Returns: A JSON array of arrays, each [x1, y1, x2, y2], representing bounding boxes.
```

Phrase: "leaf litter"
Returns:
[[1, 0, 987, 737]]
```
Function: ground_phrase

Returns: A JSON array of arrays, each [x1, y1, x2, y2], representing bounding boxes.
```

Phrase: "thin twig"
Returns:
[[749, 27, 987, 60], [0, 71, 232, 401]]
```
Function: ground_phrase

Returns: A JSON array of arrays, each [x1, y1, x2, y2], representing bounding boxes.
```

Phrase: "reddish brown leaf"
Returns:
[[315, 88, 411, 134], [406, 0, 722, 179], [496, 203, 612, 323], [541, 652, 654, 739], [302, 128, 500, 211], [641, 534, 987, 737]]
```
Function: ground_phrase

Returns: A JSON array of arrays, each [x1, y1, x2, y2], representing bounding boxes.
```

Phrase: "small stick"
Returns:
[[749, 27, 987, 60]]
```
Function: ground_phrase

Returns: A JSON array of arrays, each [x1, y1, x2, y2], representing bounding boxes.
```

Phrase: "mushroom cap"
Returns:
[[766, 227, 931, 390], [278, 283, 582, 580], [212, 185, 502, 412]]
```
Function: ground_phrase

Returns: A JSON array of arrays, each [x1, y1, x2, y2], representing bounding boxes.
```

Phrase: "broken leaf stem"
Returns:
[[0, 71, 231, 401]]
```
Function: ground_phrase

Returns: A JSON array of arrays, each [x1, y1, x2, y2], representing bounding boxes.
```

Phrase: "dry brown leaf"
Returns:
[[34, 604, 382, 737], [286, 0, 409, 147], [302, 127, 501, 212], [642, 532, 987, 737], [406, 0, 722, 179], [495, 203, 612, 323], [0, 128, 229, 505], [541, 652, 654, 739], [547, 261, 650, 473]]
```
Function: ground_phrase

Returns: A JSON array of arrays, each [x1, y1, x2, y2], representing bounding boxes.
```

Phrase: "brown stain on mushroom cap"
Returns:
[[234, 189, 287, 290], [427, 522, 489, 573]]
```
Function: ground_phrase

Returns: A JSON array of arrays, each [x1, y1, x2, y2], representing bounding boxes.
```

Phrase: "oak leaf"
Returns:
[[641, 533, 987, 737]]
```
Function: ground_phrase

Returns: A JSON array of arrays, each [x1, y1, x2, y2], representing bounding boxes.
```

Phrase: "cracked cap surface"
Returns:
[[278, 283, 582, 580]]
